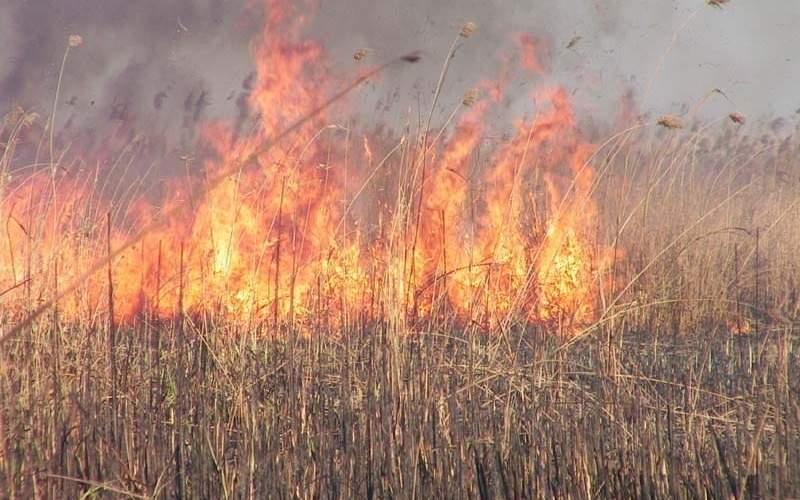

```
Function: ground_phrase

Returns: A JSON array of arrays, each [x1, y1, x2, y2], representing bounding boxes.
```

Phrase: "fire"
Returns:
[[0, 2, 615, 335]]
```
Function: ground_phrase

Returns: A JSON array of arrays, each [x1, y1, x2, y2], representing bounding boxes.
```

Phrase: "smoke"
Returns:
[[317, 0, 799, 125], [0, 0, 255, 149], [1, 0, 798, 150]]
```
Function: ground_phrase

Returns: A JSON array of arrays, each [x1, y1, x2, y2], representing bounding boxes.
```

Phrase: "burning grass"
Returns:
[[0, 9, 612, 336], [1, 0, 800, 497]]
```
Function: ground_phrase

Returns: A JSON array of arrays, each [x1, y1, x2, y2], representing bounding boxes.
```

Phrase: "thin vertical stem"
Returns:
[[106, 211, 117, 448], [274, 178, 286, 330]]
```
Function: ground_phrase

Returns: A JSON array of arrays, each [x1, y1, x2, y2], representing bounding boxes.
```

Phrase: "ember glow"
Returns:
[[0, 1, 615, 334]]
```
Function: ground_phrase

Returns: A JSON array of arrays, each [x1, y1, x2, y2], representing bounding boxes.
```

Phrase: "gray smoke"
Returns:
[[1, 0, 798, 150], [0, 0, 254, 149]]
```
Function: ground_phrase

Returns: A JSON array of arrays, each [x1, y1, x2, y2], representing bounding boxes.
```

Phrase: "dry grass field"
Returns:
[[1, 1, 799, 497]]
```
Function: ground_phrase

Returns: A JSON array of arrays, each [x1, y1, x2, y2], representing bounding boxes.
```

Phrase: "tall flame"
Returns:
[[0, 2, 615, 335]]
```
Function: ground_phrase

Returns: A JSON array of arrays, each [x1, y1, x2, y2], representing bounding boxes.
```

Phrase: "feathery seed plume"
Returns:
[[657, 115, 685, 129], [460, 22, 476, 38], [353, 48, 370, 62], [729, 112, 746, 125], [462, 88, 480, 107]]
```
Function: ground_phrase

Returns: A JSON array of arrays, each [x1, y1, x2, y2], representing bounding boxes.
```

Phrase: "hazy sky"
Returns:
[[1, 0, 798, 143]]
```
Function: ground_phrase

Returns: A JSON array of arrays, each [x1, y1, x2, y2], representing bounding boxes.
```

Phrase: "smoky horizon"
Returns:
[[2, 0, 798, 150]]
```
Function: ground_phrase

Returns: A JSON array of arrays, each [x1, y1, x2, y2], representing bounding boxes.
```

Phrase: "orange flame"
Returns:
[[0, 2, 616, 335]]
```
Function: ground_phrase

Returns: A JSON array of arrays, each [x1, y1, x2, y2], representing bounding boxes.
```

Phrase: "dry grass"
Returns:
[[1, 317, 797, 498], [1, 22, 800, 495], [1, 116, 799, 498]]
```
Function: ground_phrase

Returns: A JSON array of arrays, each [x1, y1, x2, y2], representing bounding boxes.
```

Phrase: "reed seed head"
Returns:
[[462, 88, 480, 107], [657, 115, 685, 130], [566, 35, 582, 49], [353, 48, 370, 62], [4, 106, 25, 125], [729, 112, 746, 125], [401, 51, 421, 63], [460, 22, 476, 38]]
